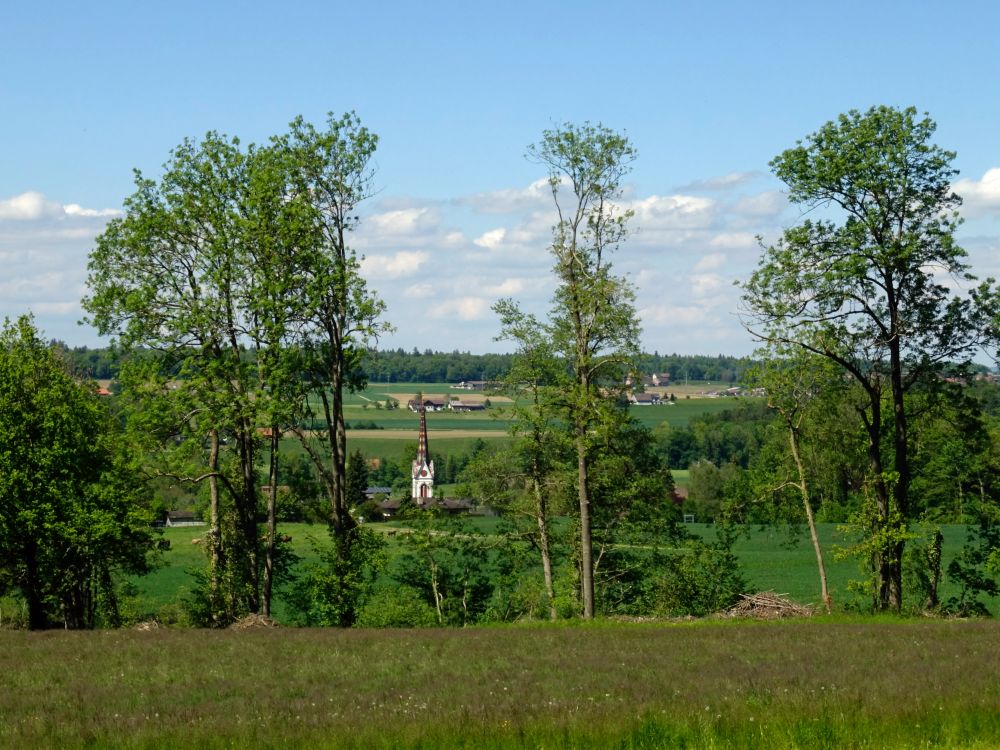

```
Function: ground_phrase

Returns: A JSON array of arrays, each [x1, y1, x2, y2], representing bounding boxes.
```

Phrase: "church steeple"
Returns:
[[411, 405, 434, 502], [416, 405, 429, 466]]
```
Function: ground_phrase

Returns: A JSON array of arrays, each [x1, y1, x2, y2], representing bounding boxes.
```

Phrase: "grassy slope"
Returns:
[[2, 621, 1000, 748]]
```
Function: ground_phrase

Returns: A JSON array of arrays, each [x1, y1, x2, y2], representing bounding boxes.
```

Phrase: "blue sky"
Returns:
[[3, 0, 999, 355]]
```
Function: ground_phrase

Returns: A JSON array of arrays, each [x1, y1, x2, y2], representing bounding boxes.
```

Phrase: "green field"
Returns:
[[114, 521, 987, 625], [2, 621, 1000, 748], [334, 383, 752, 461]]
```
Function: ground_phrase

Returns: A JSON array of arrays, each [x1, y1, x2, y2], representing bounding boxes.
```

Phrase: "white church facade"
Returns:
[[411, 406, 434, 501]]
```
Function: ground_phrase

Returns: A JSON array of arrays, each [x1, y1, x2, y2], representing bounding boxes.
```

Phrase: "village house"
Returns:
[[407, 397, 448, 412], [625, 372, 671, 388], [364, 486, 392, 501], [449, 398, 486, 412], [164, 510, 205, 528], [452, 380, 487, 390], [628, 392, 662, 406]]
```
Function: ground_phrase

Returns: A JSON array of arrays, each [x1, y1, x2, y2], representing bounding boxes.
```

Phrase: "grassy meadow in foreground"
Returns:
[[2, 621, 1000, 748]]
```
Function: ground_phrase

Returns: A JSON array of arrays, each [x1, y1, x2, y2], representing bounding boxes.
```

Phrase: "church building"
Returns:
[[411, 406, 434, 502]]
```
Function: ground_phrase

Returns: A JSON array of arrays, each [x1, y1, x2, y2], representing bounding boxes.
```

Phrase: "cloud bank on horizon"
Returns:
[[3, 166, 1000, 356]]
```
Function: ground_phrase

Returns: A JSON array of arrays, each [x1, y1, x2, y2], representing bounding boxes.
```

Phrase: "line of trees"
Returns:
[[59, 344, 757, 386], [83, 112, 389, 625], [5, 105, 1000, 627]]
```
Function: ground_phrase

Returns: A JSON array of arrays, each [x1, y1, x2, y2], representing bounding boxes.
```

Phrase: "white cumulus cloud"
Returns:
[[63, 204, 121, 218], [954, 168, 1000, 218], [708, 232, 757, 250], [0, 191, 120, 221], [691, 273, 725, 298], [629, 194, 716, 233], [367, 207, 437, 235], [694, 253, 727, 272], [474, 227, 506, 249], [360, 250, 429, 279], [0, 191, 64, 220], [458, 177, 556, 214], [429, 296, 490, 321], [733, 191, 786, 218]]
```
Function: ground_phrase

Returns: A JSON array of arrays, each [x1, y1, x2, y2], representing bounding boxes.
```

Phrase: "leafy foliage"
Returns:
[[651, 527, 747, 617], [286, 528, 385, 627], [741, 105, 999, 611], [0, 316, 154, 629], [945, 507, 1000, 616]]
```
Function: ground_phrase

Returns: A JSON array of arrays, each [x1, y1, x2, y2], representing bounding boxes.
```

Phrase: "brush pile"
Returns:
[[722, 591, 813, 619], [229, 614, 278, 630]]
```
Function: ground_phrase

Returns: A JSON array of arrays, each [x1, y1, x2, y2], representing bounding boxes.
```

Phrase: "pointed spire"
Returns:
[[417, 404, 429, 465]]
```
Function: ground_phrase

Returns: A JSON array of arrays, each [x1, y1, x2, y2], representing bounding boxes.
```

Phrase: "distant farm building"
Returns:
[[628, 392, 662, 406], [449, 398, 486, 412], [453, 380, 487, 390], [164, 510, 206, 528], [408, 397, 448, 412], [625, 372, 670, 388]]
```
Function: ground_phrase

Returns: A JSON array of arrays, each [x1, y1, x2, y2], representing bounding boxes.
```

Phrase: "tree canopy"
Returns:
[[741, 105, 998, 610], [0, 316, 154, 629]]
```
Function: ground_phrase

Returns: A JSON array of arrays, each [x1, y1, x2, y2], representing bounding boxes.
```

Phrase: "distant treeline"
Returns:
[[58, 344, 756, 384]]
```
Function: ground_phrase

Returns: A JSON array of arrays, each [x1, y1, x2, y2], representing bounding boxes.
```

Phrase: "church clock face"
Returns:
[[420, 469, 428, 477]]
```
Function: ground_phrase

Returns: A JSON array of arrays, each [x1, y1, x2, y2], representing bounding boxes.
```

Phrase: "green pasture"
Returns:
[[344, 383, 748, 431], [627, 396, 752, 429], [344, 435, 513, 462], [122, 521, 987, 624], [3, 621, 1000, 748]]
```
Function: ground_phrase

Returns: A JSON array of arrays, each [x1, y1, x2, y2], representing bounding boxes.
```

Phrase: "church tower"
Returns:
[[411, 405, 434, 502]]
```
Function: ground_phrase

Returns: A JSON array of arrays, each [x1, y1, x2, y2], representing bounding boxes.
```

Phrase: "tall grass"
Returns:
[[2, 621, 999, 748]]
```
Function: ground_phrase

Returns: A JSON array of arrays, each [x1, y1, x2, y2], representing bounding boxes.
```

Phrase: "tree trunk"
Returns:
[[430, 559, 443, 625], [262, 426, 280, 617], [323, 322, 357, 536], [236, 429, 260, 614], [24, 539, 47, 630], [788, 427, 831, 613], [532, 475, 557, 620], [208, 428, 222, 623], [576, 427, 594, 619], [887, 301, 909, 613], [861, 402, 893, 612], [925, 529, 943, 610]]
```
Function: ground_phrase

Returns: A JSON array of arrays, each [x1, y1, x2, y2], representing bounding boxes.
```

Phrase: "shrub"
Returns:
[[652, 528, 746, 616], [286, 528, 386, 627], [355, 585, 438, 628]]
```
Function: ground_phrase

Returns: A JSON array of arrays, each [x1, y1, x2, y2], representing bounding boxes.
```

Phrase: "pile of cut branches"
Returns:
[[722, 592, 813, 619], [229, 614, 279, 630]]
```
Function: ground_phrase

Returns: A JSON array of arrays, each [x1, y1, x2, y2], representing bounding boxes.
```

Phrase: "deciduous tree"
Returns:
[[527, 122, 641, 618], [0, 316, 153, 629], [741, 106, 996, 611]]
